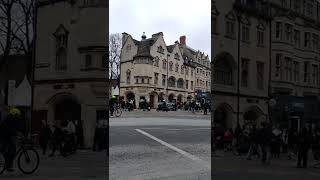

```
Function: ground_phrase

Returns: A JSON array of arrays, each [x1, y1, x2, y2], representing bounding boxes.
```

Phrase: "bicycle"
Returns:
[[0, 135, 40, 175], [111, 104, 122, 117]]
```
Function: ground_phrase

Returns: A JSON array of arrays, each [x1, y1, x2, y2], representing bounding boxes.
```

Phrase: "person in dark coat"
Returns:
[[49, 124, 63, 157], [258, 122, 273, 164], [203, 102, 209, 115], [297, 126, 312, 168], [39, 120, 52, 155]]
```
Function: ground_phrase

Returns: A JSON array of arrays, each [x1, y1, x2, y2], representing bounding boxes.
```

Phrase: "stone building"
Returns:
[[212, 0, 270, 129], [212, 0, 320, 129], [119, 32, 211, 108], [33, 0, 107, 148]]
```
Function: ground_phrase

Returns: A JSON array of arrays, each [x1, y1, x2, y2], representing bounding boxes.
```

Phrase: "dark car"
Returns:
[[156, 102, 169, 111]]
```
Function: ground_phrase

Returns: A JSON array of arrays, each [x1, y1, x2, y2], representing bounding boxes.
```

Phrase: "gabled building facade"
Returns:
[[120, 32, 211, 108]]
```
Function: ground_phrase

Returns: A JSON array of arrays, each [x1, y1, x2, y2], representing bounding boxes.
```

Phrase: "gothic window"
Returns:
[[312, 33, 319, 51], [154, 73, 159, 85], [162, 60, 167, 69], [181, 65, 184, 74], [154, 57, 159, 67], [56, 48, 67, 70], [157, 46, 165, 54], [214, 57, 233, 85], [185, 67, 189, 75], [168, 76, 176, 87], [225, 11, 236, 39], [257, 62, 264, 89], [174, 53, 180, 60], [293, 61, 300, 83], [241, 58, 249, 87], [177, 78, 184, 89], [276, 22, 282, 40], [169, 61, 173, 71], [175, 63, 179, 72], [126, 70, 131, 84], [54, 25, 69, 71], [275, 53, 282, 79], [294, 30, 301, 48], [305, 32, 311, 48], [285, 24, 293, 43], [162, 74, 166, 86]]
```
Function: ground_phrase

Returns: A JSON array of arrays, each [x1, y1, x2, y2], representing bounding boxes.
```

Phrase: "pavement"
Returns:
[[109, 110, 211, 180], [3, 110, 320, 180]]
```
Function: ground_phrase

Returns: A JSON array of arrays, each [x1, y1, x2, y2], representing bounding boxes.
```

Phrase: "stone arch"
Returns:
[[213, 52, 237, 85], [214, 103, 234, 129], [168, 93, 175, 103], [125, 91, 135, 101], [46, 92, 81, 128]]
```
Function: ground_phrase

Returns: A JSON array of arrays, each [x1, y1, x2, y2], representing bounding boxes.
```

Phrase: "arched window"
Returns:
[[126, 70, 131, 84], [168, 76, 176, 87], [181, 65, 184, 74], [214, 57, 233, 85], [56, 48, 67, 70], [177, 78, 184, 88], [169, 62, 173, 71], [175, 63, 179, 72], [154, 57, 159, 67], [162, 60, 167, 69]]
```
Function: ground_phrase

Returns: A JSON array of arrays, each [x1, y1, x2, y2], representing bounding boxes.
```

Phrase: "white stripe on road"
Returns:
[[135, 129, 210, 169], [141, 128, 210, 131]]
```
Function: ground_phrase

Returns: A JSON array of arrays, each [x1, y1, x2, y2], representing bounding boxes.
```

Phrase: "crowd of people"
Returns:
[[213, 122, 320, 168]]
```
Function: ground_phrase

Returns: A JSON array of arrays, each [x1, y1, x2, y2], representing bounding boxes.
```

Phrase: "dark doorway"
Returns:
[[55, 98, 81, 127]]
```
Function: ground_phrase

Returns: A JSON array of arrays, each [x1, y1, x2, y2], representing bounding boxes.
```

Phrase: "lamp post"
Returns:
[[166, 54, 169, 102]]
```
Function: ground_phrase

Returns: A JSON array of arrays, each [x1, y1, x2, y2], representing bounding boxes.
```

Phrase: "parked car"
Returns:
[[156, 101, 169, 111], [166, 103, 177, 111]]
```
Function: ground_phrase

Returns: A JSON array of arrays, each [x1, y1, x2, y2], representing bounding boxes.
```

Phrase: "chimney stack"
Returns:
[[180, 35, 186, 45]]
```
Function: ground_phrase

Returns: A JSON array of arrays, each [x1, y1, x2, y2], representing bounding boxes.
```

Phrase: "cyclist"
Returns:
[[109, 96, 117, 116], [0, 106, 26, 172]]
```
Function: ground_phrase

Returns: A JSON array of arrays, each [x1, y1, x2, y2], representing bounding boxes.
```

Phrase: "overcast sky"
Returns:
[[109, 0, 211, 59]]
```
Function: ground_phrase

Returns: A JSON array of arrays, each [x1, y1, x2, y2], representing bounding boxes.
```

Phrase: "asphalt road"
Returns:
[[109, 111, 211, 180]]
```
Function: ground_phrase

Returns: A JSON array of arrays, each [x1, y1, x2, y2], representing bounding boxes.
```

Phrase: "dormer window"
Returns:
[[157, 46, 164, 54], [174, 53, 180, 60]]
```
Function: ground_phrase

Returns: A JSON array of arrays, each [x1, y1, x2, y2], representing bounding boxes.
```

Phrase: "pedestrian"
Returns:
[[66, 120, 76, 152], [109, 96, 117, 116], [39, 120, 51, 155], [297, 126, 312, 168], [49, 123, 63, 157], [288, 129, 298, 160], [247, 125, 259, 160], [258, 122, 272, 164], [223, 128, 234, 152], [203, 102, 209, 115]]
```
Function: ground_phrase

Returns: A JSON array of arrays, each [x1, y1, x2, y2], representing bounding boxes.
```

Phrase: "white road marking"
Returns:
[[135, 129, 210, 169], [140, 127, 210, 131]]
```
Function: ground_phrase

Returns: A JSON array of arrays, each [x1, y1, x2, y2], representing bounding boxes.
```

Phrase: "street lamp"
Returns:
[[166, 54, 169, 102]]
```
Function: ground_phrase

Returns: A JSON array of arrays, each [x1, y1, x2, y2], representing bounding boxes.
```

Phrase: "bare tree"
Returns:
[[109, 33, 121, 80], [0, 0, 35, 69]]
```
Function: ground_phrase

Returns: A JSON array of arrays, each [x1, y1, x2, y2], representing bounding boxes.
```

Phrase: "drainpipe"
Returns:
[[236, 12, 241, 126]]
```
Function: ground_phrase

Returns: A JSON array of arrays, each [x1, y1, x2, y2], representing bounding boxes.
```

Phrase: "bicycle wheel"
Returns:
[[0, 153, 5, 175], [17, 148, 40, 174], [115, 108, 122, 117]]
